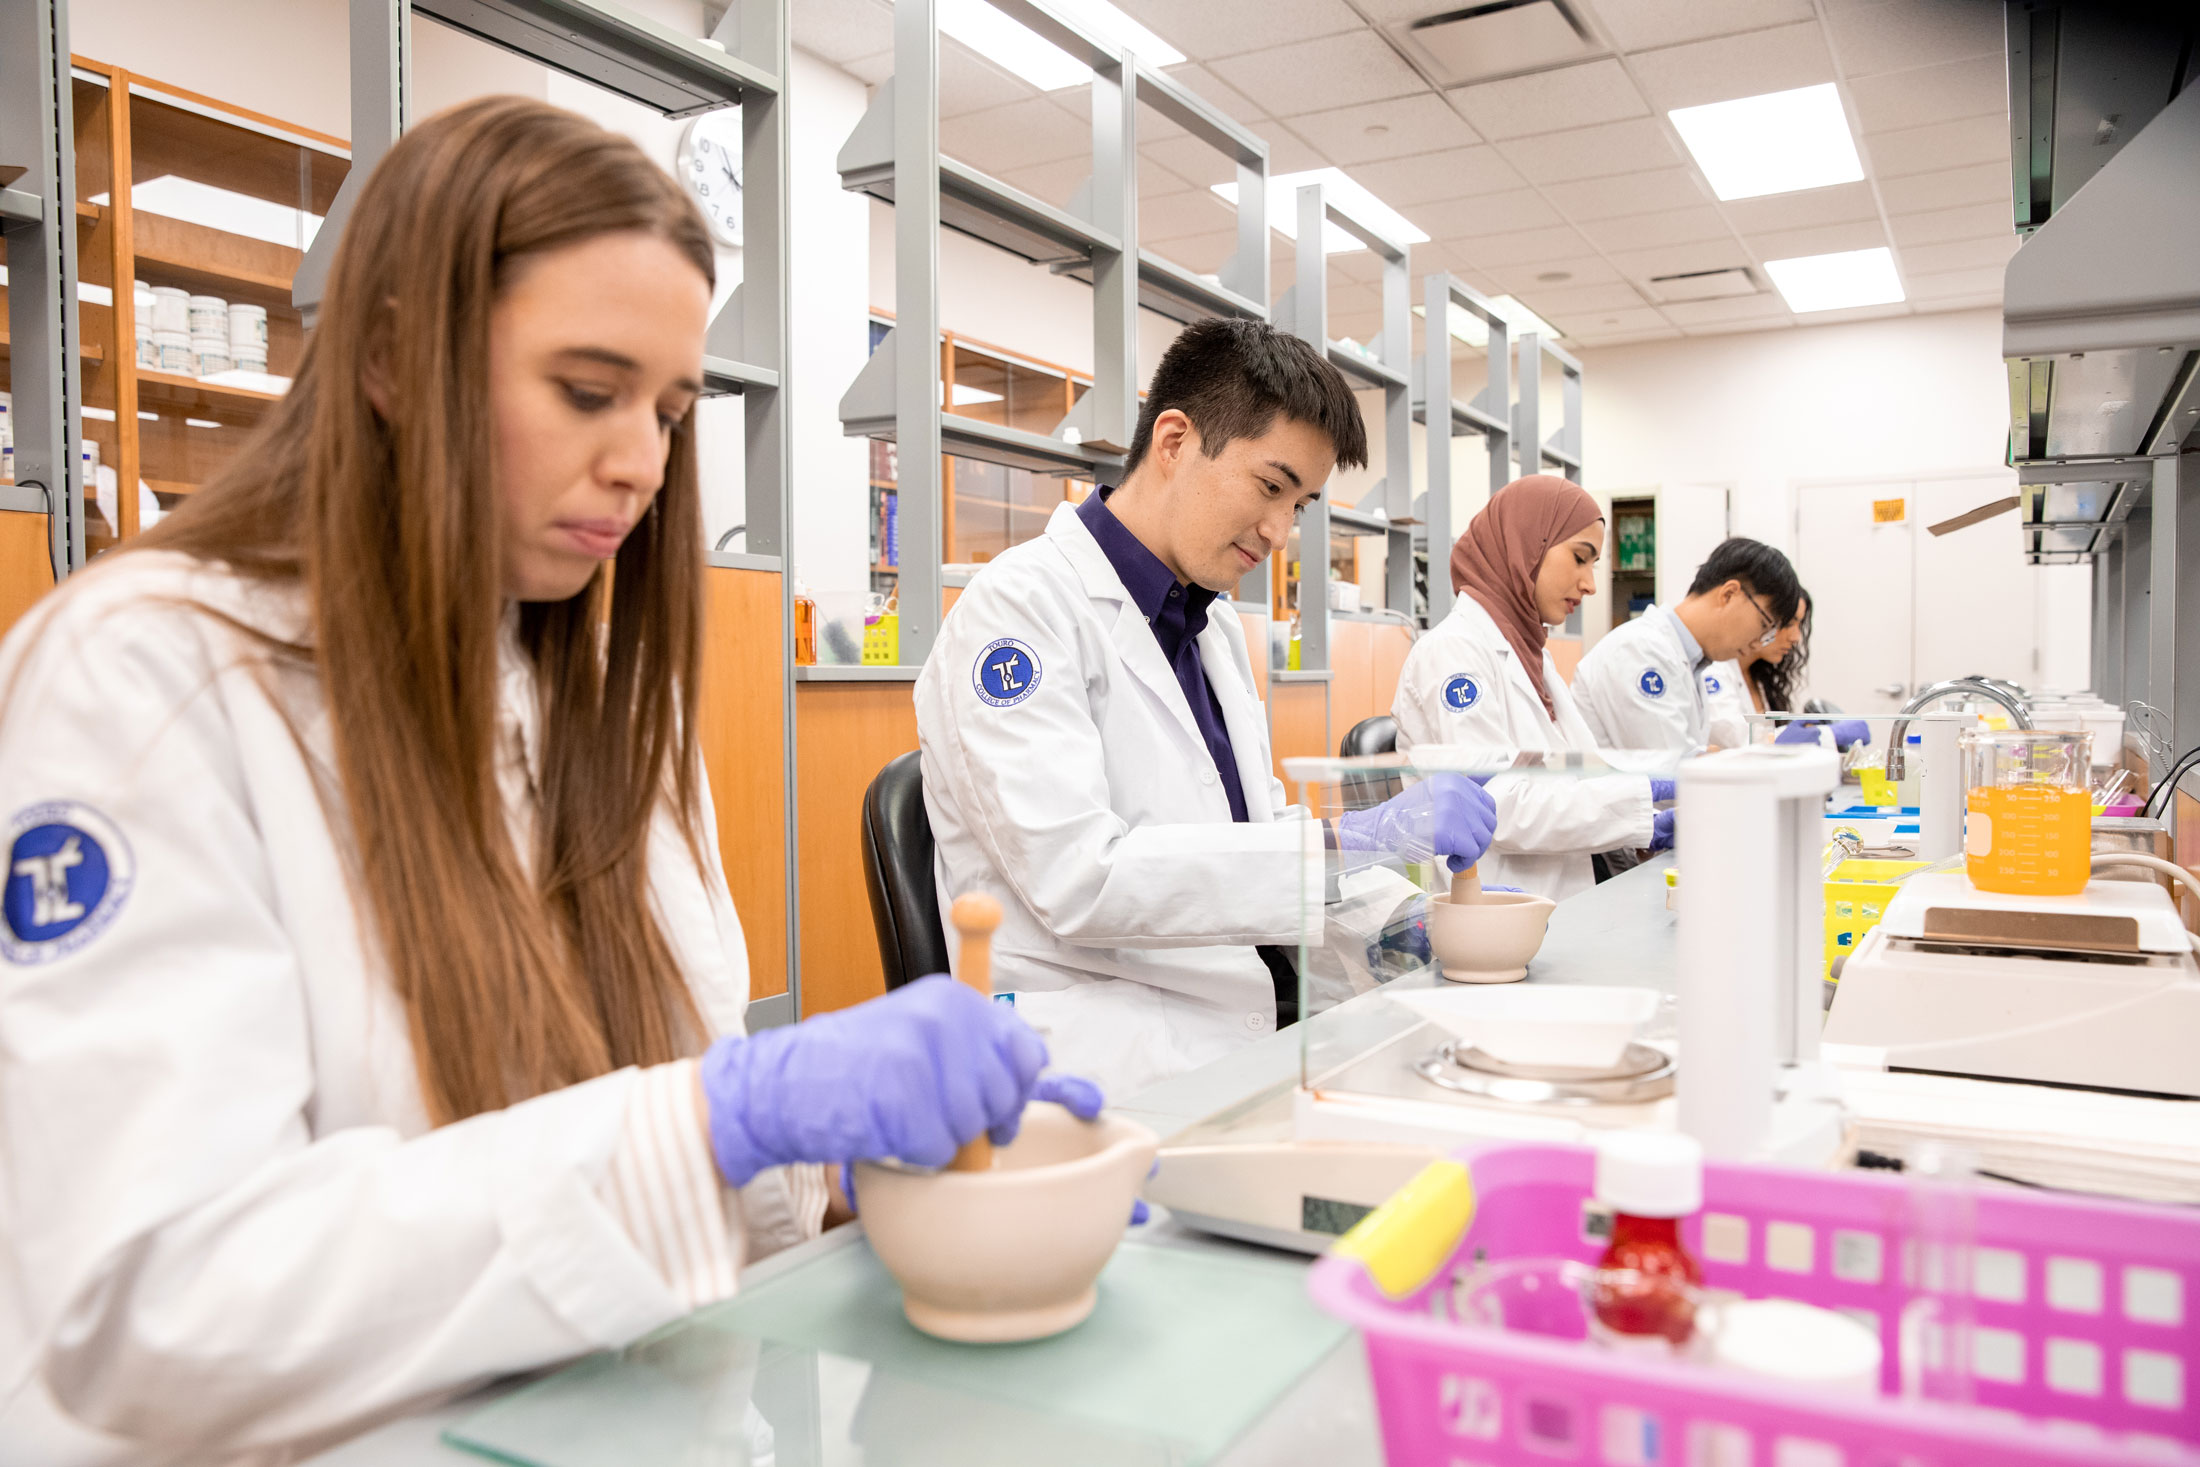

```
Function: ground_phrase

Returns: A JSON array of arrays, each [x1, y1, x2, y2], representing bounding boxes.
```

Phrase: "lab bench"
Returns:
[[306, 861, 1681, 1467]]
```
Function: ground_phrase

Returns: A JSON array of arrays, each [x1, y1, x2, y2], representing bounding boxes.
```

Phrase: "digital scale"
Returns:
[[1825, 870, 2200, 1099]]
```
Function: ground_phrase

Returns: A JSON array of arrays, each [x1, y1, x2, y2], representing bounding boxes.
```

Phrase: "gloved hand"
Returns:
[[1649, 777, 1675, 804], [702, 975, 1059, 1186], [834, 1072, 1140, 1218], [1773, 719, 1826, 746], [1831, 719, 1872, 751], [1648, 809, 1676, 853], [1335, 774, 1498, 873], [1482, 884, 1525, 893]]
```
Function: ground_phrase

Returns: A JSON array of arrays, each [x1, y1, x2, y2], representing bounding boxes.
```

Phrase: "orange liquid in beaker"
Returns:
[[1965, 784, 2092, 895]]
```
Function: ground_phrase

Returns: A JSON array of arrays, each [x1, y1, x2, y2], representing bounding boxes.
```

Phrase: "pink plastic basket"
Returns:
[[1309, 1143, 2199, 1466]]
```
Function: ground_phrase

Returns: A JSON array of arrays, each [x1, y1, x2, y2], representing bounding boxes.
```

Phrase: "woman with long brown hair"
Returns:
[[0, 97, 1087, 1461]]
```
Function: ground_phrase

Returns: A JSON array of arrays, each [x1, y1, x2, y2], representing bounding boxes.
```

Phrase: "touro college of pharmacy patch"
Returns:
[[3, 801, 134, 964]]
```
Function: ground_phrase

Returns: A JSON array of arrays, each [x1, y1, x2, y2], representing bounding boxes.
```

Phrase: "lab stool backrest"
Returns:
[[860, 750, 951, 991], [1338, 715, 1403, 812]]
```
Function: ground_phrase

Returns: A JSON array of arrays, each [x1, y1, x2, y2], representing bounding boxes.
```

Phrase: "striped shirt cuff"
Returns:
[[594, 1059, 738, 1313]]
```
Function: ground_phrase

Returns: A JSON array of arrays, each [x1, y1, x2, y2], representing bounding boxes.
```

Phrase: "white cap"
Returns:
[[1594, 1132, 1703, 1218], [1711, 1299, 1882, 1398]]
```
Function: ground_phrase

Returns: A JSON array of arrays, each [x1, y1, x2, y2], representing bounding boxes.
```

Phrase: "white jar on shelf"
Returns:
[[187, 293, 229, 339], [193, 341, 235, 377], [227, 302, 267, 353], [149, 285, 190, 335], [152, 331, 193, 374]]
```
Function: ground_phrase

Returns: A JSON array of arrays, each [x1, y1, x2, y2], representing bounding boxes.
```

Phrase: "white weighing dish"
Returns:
[[1384, 984, 1662, 1069]]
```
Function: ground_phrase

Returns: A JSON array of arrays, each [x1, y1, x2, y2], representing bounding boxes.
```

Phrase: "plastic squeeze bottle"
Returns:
[[1589, 1132, 1705, 1355]]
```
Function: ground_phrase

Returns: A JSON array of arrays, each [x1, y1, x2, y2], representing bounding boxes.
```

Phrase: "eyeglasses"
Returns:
[[1744, 591, 1782, 648]]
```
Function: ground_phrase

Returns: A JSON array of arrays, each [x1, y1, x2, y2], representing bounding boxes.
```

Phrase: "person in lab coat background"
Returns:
[[1570, 537, 1805, 756], [1392, 475, 1668, 903], [0, 98, 1093, 1466], [1702, 592, 1871, 754], [917, 319, 1500, 1098]]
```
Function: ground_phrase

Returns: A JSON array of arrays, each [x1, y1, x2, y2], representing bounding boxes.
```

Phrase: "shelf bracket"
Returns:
[[296, 0, 412, 323]]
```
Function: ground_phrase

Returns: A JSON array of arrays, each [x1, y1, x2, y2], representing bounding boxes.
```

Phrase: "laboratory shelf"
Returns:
[[413, 0, 778, 112], [1412, 396, 1508, 438], [700, 354, 779, 395], [844, 155, 1122, 267], [1326, 505, 1391, 536], [1136, 250, 1266, 324], [0, 188, 44, 223], [1325, 341, 1406, 391], [1540, 442, 1583, 471]]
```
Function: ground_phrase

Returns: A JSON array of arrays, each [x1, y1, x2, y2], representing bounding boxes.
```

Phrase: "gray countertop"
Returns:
[[310, 861, 1679, 1465]]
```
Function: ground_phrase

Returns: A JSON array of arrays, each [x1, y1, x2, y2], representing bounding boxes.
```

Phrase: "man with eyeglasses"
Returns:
[[1571, 537, 1806, 758]]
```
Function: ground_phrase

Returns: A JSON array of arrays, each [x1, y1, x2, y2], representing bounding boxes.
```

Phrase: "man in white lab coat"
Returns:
[[1572, 537, 1805, 755], [917, 320, 1499, 1096]]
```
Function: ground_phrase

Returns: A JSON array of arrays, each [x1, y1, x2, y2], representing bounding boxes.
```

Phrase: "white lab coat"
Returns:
[[1391, 595, 1653, 903], [0, 553, 821, 1465], [1571, 603, 1712, 754], [916, 503, 1326, 1099], [1701, 659, 1754, 750]]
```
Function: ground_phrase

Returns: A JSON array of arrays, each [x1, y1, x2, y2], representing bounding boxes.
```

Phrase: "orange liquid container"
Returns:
[[792, 591, 817, 667], [1959, 729, 2093, 896]]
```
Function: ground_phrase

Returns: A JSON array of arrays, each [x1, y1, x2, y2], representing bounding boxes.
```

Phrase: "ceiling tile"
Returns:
[[1658, 292, 1788, 325], [1482, 253, 1624, 291], [1848, 54, 2008, 134], [1716, 180, 1878, 233], [789, 0, 890, 64], [1447, 59, 1648, 141], [1212, 32, 1425, 116], [1541, 168, 1711, 221], [1679, 313, 1797, 336], [1549, 303, 1671, 336], [1139, 187, 1238, 241], [940, 97, 1092, 174], [1825, 0, 2003, 80], [1604, 237, 1753, 281], [1282, 95, 1482, 165], [1897, 233, 2019, 274], [1906, 265, 2005, 301], [999, 157, 1095, 207], [1138, 157, 1196, 198], [1326, 279, 1384, 314], [1444, 223, 1598, 268], [938, 46, 1044, 118], [1568, 324, 1683, 347], [1111, 0, 1363, 62], [1629, 21, 1835, 112], [1791, 301, 1912, 326], [1409, 188, 1566, 239], [1153, 63, 1271, 125], [1144, 228, 1236, 274], [1888, 200, 2012, 248], [1143, 128, 1324, 187], [1745, 219, 1889, 260], [844, 50, 893, 86], [1876, 160, 2008, 214], [1861, 113, 2011, 177], [1519, 280, 1650, 313], [1909, 291, 2000, 313], [1578, 204, 1732, 251], [1578, 0, 1815, 52], [1497, 117, 1684, 184], [1329, 250, 1388, 283], [1346, 146, 1527, 206]]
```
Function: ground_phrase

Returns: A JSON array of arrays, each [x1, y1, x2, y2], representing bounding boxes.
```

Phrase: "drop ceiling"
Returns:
[[792, 0, 2019, 350]]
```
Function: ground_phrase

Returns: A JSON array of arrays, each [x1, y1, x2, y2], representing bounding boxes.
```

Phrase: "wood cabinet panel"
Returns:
[[698, 567, 789, 999], [794, 680, 918, 1016]]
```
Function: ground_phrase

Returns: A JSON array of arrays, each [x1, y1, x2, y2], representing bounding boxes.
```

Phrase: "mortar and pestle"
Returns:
[[855, 893, 1159, 1343], [1426, 863, 1557, 983]]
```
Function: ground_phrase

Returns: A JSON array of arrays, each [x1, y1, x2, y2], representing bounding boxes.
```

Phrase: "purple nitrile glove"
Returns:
[[1774, 720, 1827, 746], [1335, 773, 1499, 873], [700, 974, 1049, 1186], [1649, 777, 1675, 804], [1482, 884, 1525, 893], [1831, 719, 1872, 751], [1648, 808, 1676, 853]]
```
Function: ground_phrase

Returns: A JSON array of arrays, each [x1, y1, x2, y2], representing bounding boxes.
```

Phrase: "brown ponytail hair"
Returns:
[[140, 96, 716, 1123]]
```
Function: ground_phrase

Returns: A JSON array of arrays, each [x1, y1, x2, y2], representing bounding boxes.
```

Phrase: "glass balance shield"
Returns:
[[1284, 748, 1684, 1102]]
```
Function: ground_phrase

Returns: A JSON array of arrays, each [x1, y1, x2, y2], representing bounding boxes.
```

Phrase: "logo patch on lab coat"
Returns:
[[3, 802, 134, 964], [1441, 675, 1480, 712], [1703, 673, 1723, 696], [1638, 668, 1666, 698], [974, 637, 1043, 707]]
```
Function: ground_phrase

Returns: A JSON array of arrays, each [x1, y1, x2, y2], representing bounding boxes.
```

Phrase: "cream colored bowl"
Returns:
[[1427, 890, 1558, 983], [855, 1102, 1159, 1343]]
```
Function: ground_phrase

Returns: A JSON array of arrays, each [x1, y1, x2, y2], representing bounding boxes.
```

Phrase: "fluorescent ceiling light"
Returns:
[[1668, 83, 1863, 201], [1764, 247, 1904, 313], [1211, 168, 1429, 255], [1413, 294, 1562, 347], [936, 0, 1183, 93]]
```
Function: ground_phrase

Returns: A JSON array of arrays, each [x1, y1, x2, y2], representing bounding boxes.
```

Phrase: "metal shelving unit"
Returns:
[[835, 0, 1269, 667], [1273, 179, 1412, 674], [1414, 277, 1514, 628], [1, 0, 86, 577]]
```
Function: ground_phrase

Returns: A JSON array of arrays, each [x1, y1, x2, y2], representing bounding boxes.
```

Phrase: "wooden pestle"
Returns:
[[947, 893, 1006, 1172], [1449, 863, 1484, 905]]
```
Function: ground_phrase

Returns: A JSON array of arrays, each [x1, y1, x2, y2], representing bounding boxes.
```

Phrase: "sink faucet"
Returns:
[[1885, 678, 2034, 778]]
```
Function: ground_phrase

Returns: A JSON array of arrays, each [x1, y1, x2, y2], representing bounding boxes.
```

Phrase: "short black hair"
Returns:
[[1688, 537, 1802, 625], [1125, 318, 1369, 474]]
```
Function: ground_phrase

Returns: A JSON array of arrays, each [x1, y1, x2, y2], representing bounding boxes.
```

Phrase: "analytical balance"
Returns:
[[1825, 869, 2200, 1098], [1145, 746, 1852, 1254]]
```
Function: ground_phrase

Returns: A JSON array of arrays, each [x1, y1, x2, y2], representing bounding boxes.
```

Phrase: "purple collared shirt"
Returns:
[[1077, 487, 1249, 822]]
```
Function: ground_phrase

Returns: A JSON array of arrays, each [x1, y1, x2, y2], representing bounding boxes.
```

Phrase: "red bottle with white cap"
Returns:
[[1589, 1132, 1704, 1353]]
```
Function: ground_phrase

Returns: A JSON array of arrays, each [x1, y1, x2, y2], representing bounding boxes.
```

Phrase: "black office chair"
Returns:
[[1339, 715, 1398, 756], [860, 750, 951, 991]]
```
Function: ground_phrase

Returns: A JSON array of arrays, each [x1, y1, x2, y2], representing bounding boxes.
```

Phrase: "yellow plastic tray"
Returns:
[[1824, 857, 1928, 978]]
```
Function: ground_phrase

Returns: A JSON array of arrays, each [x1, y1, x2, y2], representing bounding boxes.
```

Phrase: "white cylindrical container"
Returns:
[[187, 294, 229, 338], [227, 302, 268, 355], [194, 342, 235, 377], [149, 285, 190, 335], [153, 331, 193, 374], [80, 438, 100, 473], [134, 281, 156, 365], [1711, 1298, 1882, 1399]]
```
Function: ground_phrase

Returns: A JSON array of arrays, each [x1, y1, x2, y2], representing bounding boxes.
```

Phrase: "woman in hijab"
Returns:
[[1390, 475, 1667, 902]]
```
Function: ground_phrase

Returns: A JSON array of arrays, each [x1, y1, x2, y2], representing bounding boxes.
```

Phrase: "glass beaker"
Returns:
[[1959, 729, 2092, 895]]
